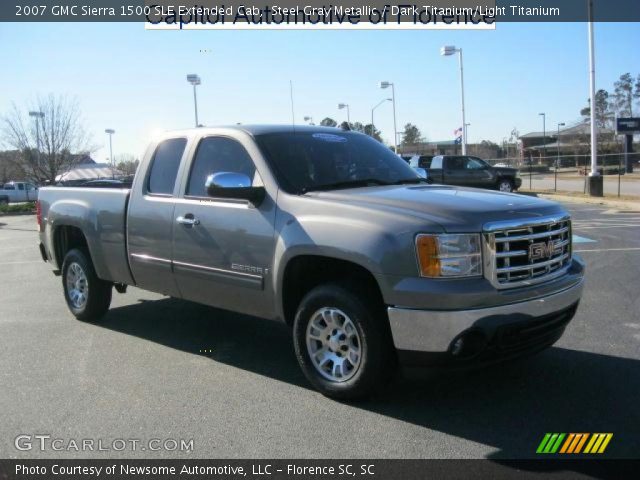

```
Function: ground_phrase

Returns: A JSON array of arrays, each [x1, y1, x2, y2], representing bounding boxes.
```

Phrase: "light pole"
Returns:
[[379, 81, 398, 154], [441, 46, 467, 154], [371, 98, 391, 139], [29, 111, 44, 168], [539, 112, 546, 164], [303, 116, 314, 125], [186, 74, 201, 127], [556, 122, 565, 191], [587, 0, 602, 196], [338, 103, 350, 124], [105, 129, 115, 178]]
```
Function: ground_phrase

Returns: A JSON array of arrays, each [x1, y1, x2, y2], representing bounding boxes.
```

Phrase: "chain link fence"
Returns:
[[484, 152, 640, 198]]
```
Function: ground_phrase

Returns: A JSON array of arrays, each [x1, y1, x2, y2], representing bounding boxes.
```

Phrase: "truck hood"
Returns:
[[306, 184, 565, 232]]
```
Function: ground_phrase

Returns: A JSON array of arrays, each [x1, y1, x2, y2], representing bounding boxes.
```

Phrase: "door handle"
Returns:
[[176, 215, 200, 226]]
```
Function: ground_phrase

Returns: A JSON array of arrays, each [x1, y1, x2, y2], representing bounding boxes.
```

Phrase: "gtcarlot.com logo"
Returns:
[[536, 433, 613, 454], [15, 435, 194, 452]]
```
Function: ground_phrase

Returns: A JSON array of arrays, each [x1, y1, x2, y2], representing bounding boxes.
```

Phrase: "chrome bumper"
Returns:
[[387, 278, 584, 353]]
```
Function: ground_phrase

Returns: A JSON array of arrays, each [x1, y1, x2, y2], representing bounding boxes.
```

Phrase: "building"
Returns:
[[519, 123, 619, 168]]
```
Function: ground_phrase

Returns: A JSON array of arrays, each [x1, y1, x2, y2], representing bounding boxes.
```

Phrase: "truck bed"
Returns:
[[38, 186, 134, 285]]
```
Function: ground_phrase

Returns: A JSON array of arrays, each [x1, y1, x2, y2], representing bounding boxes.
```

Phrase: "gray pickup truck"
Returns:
[[37, 125, 584, 399]]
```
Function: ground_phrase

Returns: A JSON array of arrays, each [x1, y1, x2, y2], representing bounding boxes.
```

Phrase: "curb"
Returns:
[[523, 192, 640, 210]]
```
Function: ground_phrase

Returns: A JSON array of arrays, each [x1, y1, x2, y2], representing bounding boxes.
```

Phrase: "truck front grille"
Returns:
[[483, 215, 572, 289]]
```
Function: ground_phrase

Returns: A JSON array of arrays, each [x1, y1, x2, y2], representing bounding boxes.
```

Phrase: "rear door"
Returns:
[[171, 134, 277, 318], [127, 137, 188, 296], [442, 156, 472, 186]]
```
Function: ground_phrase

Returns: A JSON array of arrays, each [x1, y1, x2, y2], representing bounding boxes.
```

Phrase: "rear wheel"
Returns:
[[498, 178, 514, 192], [62, 248, 112, 321], [293, 283, 395, 400]]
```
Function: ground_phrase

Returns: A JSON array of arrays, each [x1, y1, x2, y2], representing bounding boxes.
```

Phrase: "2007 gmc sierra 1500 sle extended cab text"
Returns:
[[37, 125, 585, 399]]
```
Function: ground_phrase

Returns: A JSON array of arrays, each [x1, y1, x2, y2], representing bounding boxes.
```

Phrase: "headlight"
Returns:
[[415, 234, 482, 278]]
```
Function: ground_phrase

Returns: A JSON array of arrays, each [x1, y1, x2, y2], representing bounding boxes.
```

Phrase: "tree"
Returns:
[[401, 123, 423, 146], [612, 73, 635, 117], [363, 124, 383, 142], [320, 117, 337, 127], [114, 153, 139, 176], [580, 89, 611, 129], [1, 94, 93, 184]]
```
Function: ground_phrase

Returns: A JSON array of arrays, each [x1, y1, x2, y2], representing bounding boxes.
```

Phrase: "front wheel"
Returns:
[[62, 248, 112, 321], [497, 178, 514, 192], [293, 284, 395, 400]]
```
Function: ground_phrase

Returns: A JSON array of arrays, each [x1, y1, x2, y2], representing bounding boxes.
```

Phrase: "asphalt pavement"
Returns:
[[0, 203, 638, 459]]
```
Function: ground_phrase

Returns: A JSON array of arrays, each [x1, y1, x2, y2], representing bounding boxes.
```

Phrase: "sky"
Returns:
[[1, 21, 638, 162]]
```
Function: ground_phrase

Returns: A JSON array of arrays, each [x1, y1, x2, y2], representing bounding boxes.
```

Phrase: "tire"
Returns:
[[61, 248, 112, 321], [293, 283, 396, 400], [497, 178, 514, 192]]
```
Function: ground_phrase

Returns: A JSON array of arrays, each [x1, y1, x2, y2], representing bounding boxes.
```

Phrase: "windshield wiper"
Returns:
[[392, 177, 430, 185], [302, 178, 392, 193]]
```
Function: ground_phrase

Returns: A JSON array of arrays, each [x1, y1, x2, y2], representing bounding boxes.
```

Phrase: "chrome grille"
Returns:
[[483, 215, 572, 289]]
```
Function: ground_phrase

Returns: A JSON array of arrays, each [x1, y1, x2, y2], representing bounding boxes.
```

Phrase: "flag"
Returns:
[[453, 126, 463, 136]]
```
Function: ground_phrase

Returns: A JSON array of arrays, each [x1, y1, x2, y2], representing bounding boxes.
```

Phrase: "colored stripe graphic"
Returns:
[[537, 433, 613, 454]]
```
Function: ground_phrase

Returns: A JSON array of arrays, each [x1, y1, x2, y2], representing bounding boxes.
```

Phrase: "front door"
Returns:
[[171, 135, 276, 318]]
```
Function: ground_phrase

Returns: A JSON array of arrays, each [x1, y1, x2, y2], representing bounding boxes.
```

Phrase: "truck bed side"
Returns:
[[38, 187, 135, 285]]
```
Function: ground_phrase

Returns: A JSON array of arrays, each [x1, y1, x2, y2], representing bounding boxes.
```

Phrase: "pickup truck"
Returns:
[[0, 181, 39, 204], [37, 125, 584, 400], [428, 155, 522, 192]]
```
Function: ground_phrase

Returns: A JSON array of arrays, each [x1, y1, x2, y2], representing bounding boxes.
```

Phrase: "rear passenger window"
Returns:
[[147, 138, 187, 195], [186, 137, 256, 197]]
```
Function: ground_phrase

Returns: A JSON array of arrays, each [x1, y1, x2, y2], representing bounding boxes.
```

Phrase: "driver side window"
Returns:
[[186, 137, 258, 198]]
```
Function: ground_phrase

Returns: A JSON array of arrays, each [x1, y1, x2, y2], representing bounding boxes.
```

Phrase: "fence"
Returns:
[[484, 153, 640, 198]]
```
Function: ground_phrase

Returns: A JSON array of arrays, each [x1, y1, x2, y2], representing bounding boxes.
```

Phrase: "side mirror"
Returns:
[[205, 172, 265, 206]]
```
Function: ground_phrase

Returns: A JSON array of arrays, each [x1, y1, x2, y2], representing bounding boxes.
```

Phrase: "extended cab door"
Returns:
[[127, 137, 188, 297], [441, 156, 472, 186], [171, 134, 277, 318]]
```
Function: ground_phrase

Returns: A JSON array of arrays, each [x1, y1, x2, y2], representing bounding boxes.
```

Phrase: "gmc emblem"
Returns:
[[529, 240, 562, 261]]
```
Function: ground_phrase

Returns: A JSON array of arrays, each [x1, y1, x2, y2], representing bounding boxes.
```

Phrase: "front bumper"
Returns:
[[387, 276, 583, 359]]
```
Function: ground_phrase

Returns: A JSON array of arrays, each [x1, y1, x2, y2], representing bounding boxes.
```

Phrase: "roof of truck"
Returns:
[[160, 124, 356, 137]]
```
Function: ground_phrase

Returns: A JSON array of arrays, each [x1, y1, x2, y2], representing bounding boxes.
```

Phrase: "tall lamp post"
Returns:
[[379, 81, 398, 154], [105, 129, 115, 178], [556, 122, 565, 191], [371, 98, 391, 139], [186, 74, 201, 127], [29, 111, 44, 168], [440, 46, 467, 154], [587, 0, 602, 196], [337, 103, 350, 124], [539, 112, 546, 164]]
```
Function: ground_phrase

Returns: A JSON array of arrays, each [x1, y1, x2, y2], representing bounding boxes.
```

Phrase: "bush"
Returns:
[[0, 201, 36, 214]]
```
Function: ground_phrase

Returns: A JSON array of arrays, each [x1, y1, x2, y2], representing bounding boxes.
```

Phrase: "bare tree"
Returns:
[[114, 153, 139, 176], [1, 94, 93, 184]]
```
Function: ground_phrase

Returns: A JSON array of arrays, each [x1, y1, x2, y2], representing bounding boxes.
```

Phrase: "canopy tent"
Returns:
[[55, 163, 123, 184]]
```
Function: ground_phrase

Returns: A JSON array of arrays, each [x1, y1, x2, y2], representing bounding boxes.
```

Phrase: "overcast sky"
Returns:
[[1, 22, 638, 162]]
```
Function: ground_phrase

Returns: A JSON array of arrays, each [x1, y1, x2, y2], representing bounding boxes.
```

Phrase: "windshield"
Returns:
[[255, 131, 420, 193]]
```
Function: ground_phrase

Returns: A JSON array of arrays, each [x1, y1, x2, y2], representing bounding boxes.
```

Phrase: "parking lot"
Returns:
[[0, 201, 638, 459]]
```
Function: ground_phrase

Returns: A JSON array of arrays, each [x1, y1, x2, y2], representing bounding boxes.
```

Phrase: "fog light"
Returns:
[[450, 331, 487, 358]]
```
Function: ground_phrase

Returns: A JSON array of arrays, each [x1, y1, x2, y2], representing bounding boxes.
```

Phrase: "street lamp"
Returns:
[[303, 116, 314, 125], [441, 45, 467, 155], [371, 98, 391, 139], [186, 74, 201, 127], [379, 81, 398, 154], [105, 129, 115, 177], [29, 111, 44, 167], [539, 113, 546, 164], [555, 122, 565, 191], [337, 103, 350, 124]]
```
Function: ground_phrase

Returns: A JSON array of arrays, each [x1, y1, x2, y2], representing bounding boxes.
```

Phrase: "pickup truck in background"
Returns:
[[0, 181, 39, 204], [428, 155, 522, 192], [37, 125, 584, 399]]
